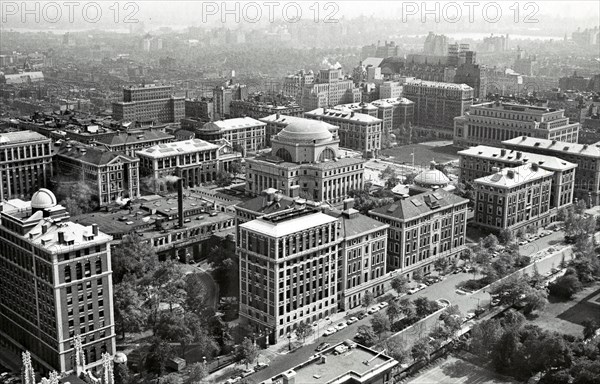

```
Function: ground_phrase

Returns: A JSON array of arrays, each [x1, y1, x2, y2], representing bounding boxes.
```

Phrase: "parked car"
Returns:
[[367, 306, 380, 314], [226, 376, 242, 384], [346, 317, 358, 325], [435, 299, 451, 308], [357, 312, 367, 320], [463, 312, 476, 322], [491, 298, 501, 307], [519, 240, 528, 245], [254, 362, 269, 371], [408, 286, 421, 294], [378, 301, 389, 309], [335, 322, 347, 331], [316, 342, 330, 352], [323, 327, 337, 336], [242, 368, 255, 377]]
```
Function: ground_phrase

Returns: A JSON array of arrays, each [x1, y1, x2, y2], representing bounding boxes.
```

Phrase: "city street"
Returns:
[[245, 234, 573, 384]]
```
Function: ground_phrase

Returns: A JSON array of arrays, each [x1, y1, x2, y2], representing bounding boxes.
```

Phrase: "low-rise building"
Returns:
[[458, 145, 577, 211], [93, 130, 174, 157], [200, 117, 266, 155], [136, 139, 240, 193], [369, 189, 469, 277], [305, 107, 382, 158], [473, 163, 554, 234], [245, 119, 364, 205], [454, 102, 580, 148], [0, 130, 53, 201], [229, 100, 303, 120], [503, 136, 600, 206]]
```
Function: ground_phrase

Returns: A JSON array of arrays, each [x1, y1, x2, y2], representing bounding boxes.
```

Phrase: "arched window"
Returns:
[[318, 148, 336, 162], [275, 148, 292, 162]]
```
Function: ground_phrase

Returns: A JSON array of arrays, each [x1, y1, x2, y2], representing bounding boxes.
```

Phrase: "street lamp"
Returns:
[[202, 356, 206, 367], [287, 333, 292, 351]]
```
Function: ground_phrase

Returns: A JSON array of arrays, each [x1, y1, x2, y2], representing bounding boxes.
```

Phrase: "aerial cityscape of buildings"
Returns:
[[1, 3, 600, 384]]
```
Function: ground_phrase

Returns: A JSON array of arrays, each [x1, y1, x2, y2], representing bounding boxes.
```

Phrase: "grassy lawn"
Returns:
[[381, 142, 460, 167], [408, 355, 519, 384], [527, 282, 600, 337]]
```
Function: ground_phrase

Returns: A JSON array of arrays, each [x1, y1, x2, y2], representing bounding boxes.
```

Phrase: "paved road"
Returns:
[[245, 233, 572, 384]]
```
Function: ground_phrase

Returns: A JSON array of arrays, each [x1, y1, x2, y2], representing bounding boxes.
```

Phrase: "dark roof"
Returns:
[[236, 194, 296, 215], [94, 130, 174, 146], [326, 208, 388, 237], [55, 144, 138, 166], [370, 189, 468, 221]]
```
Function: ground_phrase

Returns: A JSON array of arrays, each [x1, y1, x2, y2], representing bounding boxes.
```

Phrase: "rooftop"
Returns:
[[370, 189, 468, 221], [474, 163, 554, 188], [240, 211, 338, 238], [94, 130, 174, 146], [202, 117, 266, 132], [137, 139, 218, 158], [306, 108, 383, 124], [0, 130, 49, 145], [404, 79, 472, 91], [56, 144, 138, 165], [267, 342, 396, 384], [472, 102, 559, 114], [502, 137, 600, 158], [458, 145, 578, 171], [260, 114, 338, 130]]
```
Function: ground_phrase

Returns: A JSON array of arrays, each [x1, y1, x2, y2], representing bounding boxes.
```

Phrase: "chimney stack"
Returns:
[[507, 170, 515, 179], [290, 185, 300, 198], [58, 231, 65, 244], [531, 163, 539, 172], [92, 223, 98, 236], [343, 198, 355, 211], [177, 178, 184, 228], [500, 149, 506, 157], [516, 151, 522, 159]]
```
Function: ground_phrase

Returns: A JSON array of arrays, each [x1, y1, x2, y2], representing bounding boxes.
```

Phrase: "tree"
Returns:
[[55, 179, 98, 215], [114, 362, 130, 384], [383, 338, 409, 364], [398, 297, 416, 319], [295, 322, 314, 344], [187, 362, 208, 384], [540, 370, 573, 384], [144, 337, 175, 376], [411, 338, 433, 363], [582, 320, 598, 340], [112, 234, 158, 284], [362, 291, 374, 308], [379, 165, 397, 180], [414, 297, 438, 318], [523, 289, 548, 316], [237, 338, 259, 369], [490, 275, 531, 306], [184, 273, 209, 315], [516, 228, 525, 240], [355, 325, 377, 347], [549, 273, 583, 300], [390, 275, 409, 297], [498, 229, 515, 245], [385, 176, 400, 190], [412, 269, 423, 283], [482, 234, 499, 249], [160, 374, 183, 384], [114, 276, 147, 339], [386, 300, 402, 324], [229, 161, 243, 175], [215, 171, 233, 187], [371, 312, 391, 340], [152, 259, 187, 313], [442, 306, 463, 335], [433, 257, 450, 274]]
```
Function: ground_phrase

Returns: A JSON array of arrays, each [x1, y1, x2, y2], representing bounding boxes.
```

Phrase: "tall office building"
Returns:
[[112, 84, 184, 124], [200, 117, 267, 155], [213, 83, 248, 120], [237, 200, 388, 343], [0, 189, 116, 373], [453, 102, 580, 148], [403, 80, 473, 138], [369, 189, 469, 276], [0, 131, 53, 201]]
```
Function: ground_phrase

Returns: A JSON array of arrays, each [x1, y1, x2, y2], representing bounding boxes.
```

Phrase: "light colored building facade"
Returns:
[[137, 139, 241, 192], [54, 144, 140, 207], [0, 189, 116, 373], [0, 131, 52, 201], [245, 119, 365, 205], [229, 100, 303, 120], [305, 107, 383, 158], [403, 80, 473, 138], [238, 204, 388, 344], [370, 189, 469, 277], [299, 69, 362, 111], [201, 117, 267, 154], [458, 145, 577, 212], [503, 136, 600, 206], [282, 70, 315, 101], [454, 102, 580, 148], [112, 84, 185, 124], [473, 163, 554, 234]]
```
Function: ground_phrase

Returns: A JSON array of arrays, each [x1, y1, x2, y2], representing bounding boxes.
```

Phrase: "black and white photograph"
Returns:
[[0, 1, 599, 383]]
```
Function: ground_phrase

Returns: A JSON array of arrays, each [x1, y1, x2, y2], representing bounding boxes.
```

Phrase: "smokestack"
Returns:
[[92, 223, 98, 236], [178, 178, 184, 228]]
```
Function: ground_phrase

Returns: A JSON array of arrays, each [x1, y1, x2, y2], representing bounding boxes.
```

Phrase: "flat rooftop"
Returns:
[[458, 145, 577, 171], [475, 163, 553, 188], [240, 211, 337, 238], [272, 343, 395, 384], [503, 136, 600, 158], [136, 139, 218, 158]]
